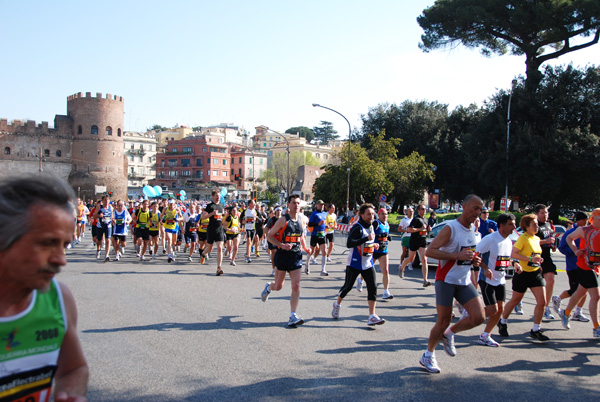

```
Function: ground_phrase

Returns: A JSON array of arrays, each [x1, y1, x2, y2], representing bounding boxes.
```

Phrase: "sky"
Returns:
[[1, 1, 598, 138]]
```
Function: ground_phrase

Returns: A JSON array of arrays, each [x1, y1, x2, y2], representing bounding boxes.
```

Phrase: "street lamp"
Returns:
[[265, 128, 291, 197], [312, 103, 351, 214], [505, 79, 517, 212]]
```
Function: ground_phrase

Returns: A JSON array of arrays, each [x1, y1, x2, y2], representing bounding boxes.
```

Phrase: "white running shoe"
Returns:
[[382, 291, 394, 300], [572, 312, 590, 322], [356, 278, 363, 292], [441, 333, 456, 356], [320, 271, 329, 276], [551, 295, 562, 314], [326, 257, 332, 262], [478, 334, 499, 347], [420, 353, 440, 373], [288, 313, 304, 327], [332, 302, 340, 319], [367, 314, 385, 326]]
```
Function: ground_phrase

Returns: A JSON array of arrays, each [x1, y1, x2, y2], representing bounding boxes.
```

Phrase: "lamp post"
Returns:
[[265, 128, 290, 197], [505, 79, 517, 212], [312, 103, 351, 215]]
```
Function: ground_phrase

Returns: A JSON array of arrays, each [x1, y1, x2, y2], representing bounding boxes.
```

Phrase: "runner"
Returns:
[[331, 203, 386, 326], [93, 195, 113, 262], [266, 206, 283, 276], [0, 174, 89, 400], [148, 201, 162, 259], [163, 199, 182, 263], [183, 203, 200, 262], [74, 198, 89, 244], [475, 213, 519, 347], [306, 200, 329, 276], [254, 203, 267, 258], [553, 211, 590, 322], [398, 206, 414, 272], [373, 207, 393, 300], [261, 195, 311, 327], [419, 194, 485, 373], [399, 204, 431, 285], [200, 190, 226, 275], [534, 204, 559, 320], [197, 206, 209, 262], [325, 203, 337, 262], [498, 213, 550, 341], [559, 208, 600, 339], [132, 199, 152, 261], [224, 206, 241, 266], [243, 199, 257, 263], [111, 200, 131, 261]]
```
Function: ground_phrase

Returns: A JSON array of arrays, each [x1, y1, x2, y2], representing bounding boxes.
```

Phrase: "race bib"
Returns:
[[316, 231, 326, 237], [214, 213, 222, 220], [138, 223, 147, 229], [166, 219, 175, 224], [589, 251, 600, 266], [495, 256, 511, 271], [116, 219, 124, 225], [189, 227, 197, 232], [457, 246, 476, 266], [363, 243, 374, 257], [528, 253, 541, 268], [284, 234, 301, 243]]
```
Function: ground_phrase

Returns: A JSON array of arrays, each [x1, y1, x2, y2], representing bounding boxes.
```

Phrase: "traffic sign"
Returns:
[[380, 194, 387, 202]]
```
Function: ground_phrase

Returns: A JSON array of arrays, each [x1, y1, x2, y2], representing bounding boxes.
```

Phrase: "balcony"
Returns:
[[127, 149, 146, 156], [128, 173, 145, 180]]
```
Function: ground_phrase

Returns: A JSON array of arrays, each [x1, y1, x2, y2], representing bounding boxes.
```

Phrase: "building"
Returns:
[[293, 165, 325, 202], [230, 145, 268, 195], [123, 131, 158, 198], [0, 92, 127, 200]]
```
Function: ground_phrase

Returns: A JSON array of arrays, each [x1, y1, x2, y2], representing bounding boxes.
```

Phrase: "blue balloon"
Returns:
[[142, 185, 156, 198], [220, 188, 227, 196], [180, 195, 186, 201], [180, 190, 186, 196], [153, 186, 163, 196], [220, 195, 225, 204]]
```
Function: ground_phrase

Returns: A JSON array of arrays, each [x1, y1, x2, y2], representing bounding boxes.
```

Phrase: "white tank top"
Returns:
[[435, 219, 478, 285]]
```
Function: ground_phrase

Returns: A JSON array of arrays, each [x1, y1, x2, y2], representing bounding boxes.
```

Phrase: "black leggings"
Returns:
[[338, 266, 377, 301]]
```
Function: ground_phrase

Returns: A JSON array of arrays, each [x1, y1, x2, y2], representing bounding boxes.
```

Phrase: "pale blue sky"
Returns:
[[1, 1, 597, 137]]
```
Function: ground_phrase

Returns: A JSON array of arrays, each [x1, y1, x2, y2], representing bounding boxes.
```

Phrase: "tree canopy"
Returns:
[[418, 0, 600, 91], [313, 121, 339, 145], [285, 126, 315, 142], [264, 151, 321, 194]]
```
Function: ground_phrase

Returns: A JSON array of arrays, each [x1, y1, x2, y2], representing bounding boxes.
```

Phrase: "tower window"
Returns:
[[106, 126, 112, 136], [91, 125, 98, 135], [4, 147, 10, 155], [56, 150, 62, 157], [117, 128, 122, 137], [44, 149, 50, 157], [78, 125, 82, 134]]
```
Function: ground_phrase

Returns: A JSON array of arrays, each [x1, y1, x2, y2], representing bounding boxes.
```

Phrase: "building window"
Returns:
[[181, 158, 190, 167], [222, 171, 227, 177], [171, 147, 177, 153], [207, 170, 211, 177], [91, 125, 98, 135], [195, 171, 203, 179], [56, 150, 62, 157], [196, 158, 203, 167], [168, 171, 177, 177], [77, 125, 82, 134], [182, 147, 192, 153], [161, 160, 165, 167], [4, 147, 10, 155], [223, 159, 227, 165], [140, 144, 144, 151], [44, 149, 50, 157], [169, 159, 177, 167], [214, 171, 219, 176], [148, 145, 152, 151], [202, 146, 207, 152], [172, 182, 176, 188], [117, 128, 121, 137], [73, 164, 77, 171], [231, 168, 234, 175], [213, 158, 219, 165], [106, 126, 112, 136], [182, 170, 191, 177], [131, 156, 134, 162], [231, 157, 234, 164], [131, 144, 134, 149], [207, 158, 210, 165], [264, 143, 267, 147]]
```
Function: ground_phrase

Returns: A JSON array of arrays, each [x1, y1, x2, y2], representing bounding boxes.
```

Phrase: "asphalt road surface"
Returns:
[[60, 231, 599, 401]]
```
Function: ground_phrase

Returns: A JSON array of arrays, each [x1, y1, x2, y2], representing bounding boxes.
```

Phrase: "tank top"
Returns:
[[577, 226, 600, 272], [374, 220, 390, 254], [149, 211, 160, 232], [163, 208, 178, 230], [225, 216, 240, 235], [435, 219, 478, 285], [325, 213, 337, 234], [136, 210, 151, 229], [185, 213, 199, 233], [96, 205, 113, 228], [113, 209, 129, 235], [198, 217, 209, 233], [346, 221, 375, 270], [244, 208, 256, 230], [276, 214, 303, 253], [0, 279, 66, 402]]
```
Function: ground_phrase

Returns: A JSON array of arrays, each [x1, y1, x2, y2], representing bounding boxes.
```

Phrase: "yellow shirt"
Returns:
[[326, 213, 337, 233], [514, 233, 542, 272]]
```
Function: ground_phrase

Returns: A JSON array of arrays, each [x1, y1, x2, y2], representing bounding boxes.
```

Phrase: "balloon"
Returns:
[[142, 185, 156, 198], [220, 188, 227, 196], [153, 186, 163, 196], [180, 195, 186, 201], [220, 195, 225, 204], [180, 190, 186, 196]]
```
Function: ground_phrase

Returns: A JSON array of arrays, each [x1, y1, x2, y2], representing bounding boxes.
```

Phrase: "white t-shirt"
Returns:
[[475, 230, 512, 286], [244, 208, 256, 230], [400, 216, 412, 238]]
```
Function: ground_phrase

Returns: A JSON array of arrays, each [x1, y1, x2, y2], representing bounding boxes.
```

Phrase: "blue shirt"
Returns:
[[558, 224, 580, 272], [478, 219, 497, 238], [309, 210, 327, 235]]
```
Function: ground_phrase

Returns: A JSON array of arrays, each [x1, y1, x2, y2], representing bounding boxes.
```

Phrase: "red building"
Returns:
[[153, 135, 230, 190]]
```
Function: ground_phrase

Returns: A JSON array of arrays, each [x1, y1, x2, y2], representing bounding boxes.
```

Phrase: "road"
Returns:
[[59, 232, 599, 401]]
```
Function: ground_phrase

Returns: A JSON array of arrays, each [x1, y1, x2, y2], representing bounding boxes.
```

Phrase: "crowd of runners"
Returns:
[[70, 191, 600, 374]]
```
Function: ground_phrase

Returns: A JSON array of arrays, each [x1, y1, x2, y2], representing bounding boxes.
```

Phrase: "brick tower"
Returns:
[[67, 92, 127, 201]]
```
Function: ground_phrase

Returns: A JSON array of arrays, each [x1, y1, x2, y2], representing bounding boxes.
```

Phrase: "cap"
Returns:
[[378, 208, 387, 215], [575, 211, 588, 222], [482, 206, 489, 212], [274, 206, 283, 212], [315, 199, 324, 205], [168, 199, 176, 204]]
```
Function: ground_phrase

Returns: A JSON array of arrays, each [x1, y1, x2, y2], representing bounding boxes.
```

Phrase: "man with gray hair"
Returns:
[[0, 174, 89, 401]]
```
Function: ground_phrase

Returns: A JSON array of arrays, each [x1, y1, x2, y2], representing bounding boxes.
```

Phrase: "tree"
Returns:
[[313, 121, 339, 145], [418, 0, 600, 91], [148, 124, 168, 131], [264, 151, 322, 193], [285, 126, 315, 143]]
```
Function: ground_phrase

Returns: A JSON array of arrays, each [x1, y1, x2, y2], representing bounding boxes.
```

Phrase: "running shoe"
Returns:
[[497, 322, 509, 337], [114, 255, 120, 261], [331, 302, 340, 319], [326, 257, 332, 263], [398, 269, 404, 278], [96, 251, 101, 259], [559, 309, 571, 330], [288, 313, 304, 327], [423, 281, 432, 287], [152, 254, 157, 260], [441, 333, 456, 356], [551, 295, 562, 314], [478, 334, 499, 347], [419, 353, 441, 374], [544, 307, 555, 320], [407, 263, 413, 271], [216, 267, 224, 276], [261, 283, 271, 302], [310, 257, 317, 265], [356, 278, 363, 292], [75, 238, 80, 244], [514, 302, 524, 315], [247, 257, 252, 263], [573, 312, 590, 322], [304, 259, 310, 275], [163, 249, 166, 254], [230, 261, 236, 266], [168, 255, 173, 263], [188, 256, 193, 262], [104, 256, 110, 262], [382, 291, 394, 300], [140, 255, 145, 261], [271, 269, 275, 276], [320, 270, 329, 276], [593, 327, 600, 338], [200, 253, 206, 264], [367, 315, 385, 326], [529, 329, 550, 341], [255, 252, 260, 257], [67, 243, 72, 249]]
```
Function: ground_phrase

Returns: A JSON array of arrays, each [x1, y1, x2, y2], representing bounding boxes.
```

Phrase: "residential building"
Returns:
[[123, 131, 158, 198]]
